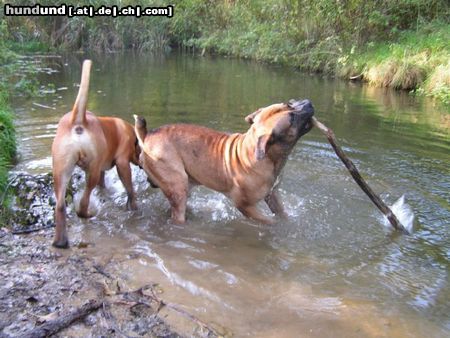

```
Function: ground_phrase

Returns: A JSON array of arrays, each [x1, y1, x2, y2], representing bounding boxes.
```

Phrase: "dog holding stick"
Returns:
[[51, 60, 140, 248], [134, 99, 314, 224]]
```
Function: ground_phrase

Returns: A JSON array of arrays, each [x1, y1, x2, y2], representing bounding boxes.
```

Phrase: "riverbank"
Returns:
[[180, 14, 449, 103], [0, 29, 44, 225], [1, 172, 224, 337], [0, 227, 182, 337], [4, 1, 449, 103], [339, 22, 450, 103]]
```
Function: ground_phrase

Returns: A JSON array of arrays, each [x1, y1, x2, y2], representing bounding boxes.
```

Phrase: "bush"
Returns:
[[0, 88, 16, 215]]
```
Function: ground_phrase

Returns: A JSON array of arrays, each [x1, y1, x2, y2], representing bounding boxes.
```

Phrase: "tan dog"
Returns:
[[51, 60, 139, 248], [134, 99, 314, 224]]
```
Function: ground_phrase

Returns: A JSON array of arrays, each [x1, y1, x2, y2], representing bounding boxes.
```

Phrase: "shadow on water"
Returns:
[[11, 51, 450, 337]]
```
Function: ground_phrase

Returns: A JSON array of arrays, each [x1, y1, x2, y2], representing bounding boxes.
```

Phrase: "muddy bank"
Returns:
[[0, 227, 183, 337], [0, 173, 220, 338]]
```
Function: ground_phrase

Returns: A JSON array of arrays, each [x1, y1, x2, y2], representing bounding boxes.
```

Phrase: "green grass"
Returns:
[[340, 22, 450, 102], [5, 40, 52, 53], [0, 87, 16, 226], [175, 3, 449, 102]]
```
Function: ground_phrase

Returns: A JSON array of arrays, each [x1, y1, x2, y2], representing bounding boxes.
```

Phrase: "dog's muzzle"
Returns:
[[289, 99, 314, 135]]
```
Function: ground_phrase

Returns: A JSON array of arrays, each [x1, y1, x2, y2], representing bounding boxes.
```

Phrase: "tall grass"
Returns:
[[340, 21, 450, 102]]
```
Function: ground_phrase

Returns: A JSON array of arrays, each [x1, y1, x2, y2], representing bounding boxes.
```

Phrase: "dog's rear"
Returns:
[[52, 60, 95, 248], [52, 60, 139, 248]]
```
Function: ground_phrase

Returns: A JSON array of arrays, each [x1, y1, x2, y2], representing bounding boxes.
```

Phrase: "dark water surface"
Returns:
[[12, 52, 450, 337]]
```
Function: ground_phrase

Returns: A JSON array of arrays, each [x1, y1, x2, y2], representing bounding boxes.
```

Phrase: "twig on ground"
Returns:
[[11, 224, 55, 235], [20, 299, 103, 338]]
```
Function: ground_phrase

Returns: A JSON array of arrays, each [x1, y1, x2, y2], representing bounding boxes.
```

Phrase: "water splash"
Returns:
[[187, 189, 238, 221], [386, 195, 415, 233]]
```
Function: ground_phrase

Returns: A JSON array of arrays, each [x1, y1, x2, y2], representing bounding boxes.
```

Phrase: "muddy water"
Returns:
[[12, 53, 450, 337]]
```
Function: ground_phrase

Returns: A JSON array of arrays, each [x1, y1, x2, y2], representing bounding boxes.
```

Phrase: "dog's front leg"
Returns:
[[265, 190, 288, 218], [77, 168, 101, 218], [98, 171, 106, 188], [237, 203, 274, 224], [116, 160, 137, 211]]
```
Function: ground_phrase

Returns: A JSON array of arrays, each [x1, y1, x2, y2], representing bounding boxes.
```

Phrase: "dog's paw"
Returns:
[[127, 200, 138, 211], [52, 238, 69, 249], [76, 210, 93, 218]]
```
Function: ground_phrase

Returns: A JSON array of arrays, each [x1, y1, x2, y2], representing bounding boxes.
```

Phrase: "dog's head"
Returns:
[[245, 99, 314, 161]]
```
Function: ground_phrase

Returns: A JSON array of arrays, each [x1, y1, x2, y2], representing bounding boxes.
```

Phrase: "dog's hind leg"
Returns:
[[52, 164, 75, 248], [166, 183, 188, 224], [77, 167, 101, 218], [116, 160, 137, 211], [158, 172, 189, 224]]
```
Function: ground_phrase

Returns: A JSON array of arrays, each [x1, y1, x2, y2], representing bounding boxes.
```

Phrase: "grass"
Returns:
[[0, 87, 16, 226], [340, 21, 450, 102], [188, 16, 449, 102]]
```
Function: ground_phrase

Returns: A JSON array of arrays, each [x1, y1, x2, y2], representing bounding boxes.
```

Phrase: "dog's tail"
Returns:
[[70, 60, 92, 125], [133, 114, 147, 148]]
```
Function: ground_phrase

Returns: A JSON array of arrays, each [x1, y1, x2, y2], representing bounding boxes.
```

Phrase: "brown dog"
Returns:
[[51, 60, 139, 248], [134, 99, 314, 224]]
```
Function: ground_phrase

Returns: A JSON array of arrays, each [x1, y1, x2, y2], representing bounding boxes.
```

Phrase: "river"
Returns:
[[12, 52, 450, 337]]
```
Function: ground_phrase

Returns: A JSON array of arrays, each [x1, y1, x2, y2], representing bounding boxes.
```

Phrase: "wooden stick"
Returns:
[[311, 117, 409, 234], [20, 299, 103, 338], [11, 224, 55, 235]]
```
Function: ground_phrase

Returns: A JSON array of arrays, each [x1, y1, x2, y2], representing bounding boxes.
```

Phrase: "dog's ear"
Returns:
[[255, 134, 271, 160], [245, 108, 262, 124]]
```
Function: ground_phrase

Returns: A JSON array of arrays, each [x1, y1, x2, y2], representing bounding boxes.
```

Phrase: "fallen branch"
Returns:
[[11, 224, 55, 235], [32, 102, 56, 110], [20, 299, 103, 338], [312, 117, 408, 234], [349, 73, 363, 81]]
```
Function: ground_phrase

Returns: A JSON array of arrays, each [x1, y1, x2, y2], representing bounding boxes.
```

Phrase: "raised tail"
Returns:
[[133, 114, 148, 148], [70, 60, 92, 125]]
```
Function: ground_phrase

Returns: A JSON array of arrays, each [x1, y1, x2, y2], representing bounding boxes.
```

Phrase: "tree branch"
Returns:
[[312, 117, 408, 234]]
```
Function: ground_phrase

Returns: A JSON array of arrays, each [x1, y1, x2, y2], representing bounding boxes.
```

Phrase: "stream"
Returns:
[[11, 52, 450, 337]]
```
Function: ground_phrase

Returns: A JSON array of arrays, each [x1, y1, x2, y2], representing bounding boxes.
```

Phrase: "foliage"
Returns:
[[0, 86, 16, 222], [169, 0, 449, 100], [339, 21, 450, 101], [2, 0, 449, 100], [422, 63, 450, 104]]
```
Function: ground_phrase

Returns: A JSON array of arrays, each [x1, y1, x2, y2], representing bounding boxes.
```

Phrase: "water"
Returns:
[[12, 52, 450, 337]]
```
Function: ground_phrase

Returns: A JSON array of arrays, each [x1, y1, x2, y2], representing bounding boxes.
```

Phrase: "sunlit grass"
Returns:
[[344, 22, 450, 101]]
